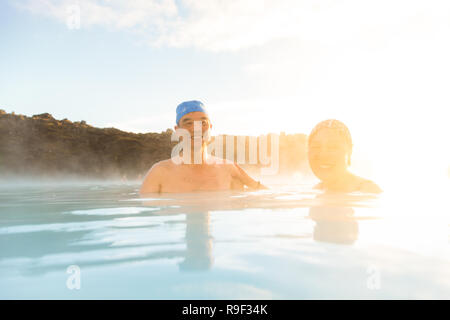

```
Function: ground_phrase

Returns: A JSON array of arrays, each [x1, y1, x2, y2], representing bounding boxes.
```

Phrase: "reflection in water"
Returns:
[[309, 206, 358, 245], [140, 195, 215, 272], [0, 188, 378, 277], [2, 184, 450, 299], [179, 212, 213, 272]]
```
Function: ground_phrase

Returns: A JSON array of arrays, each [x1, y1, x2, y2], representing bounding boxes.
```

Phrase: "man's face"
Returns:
[[175, 111, 212, 145], [308, 128, 351, 182]]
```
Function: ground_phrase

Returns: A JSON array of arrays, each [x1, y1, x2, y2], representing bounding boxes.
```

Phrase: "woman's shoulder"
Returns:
[[355, 177, 382, 194], [313, 181, 324, 190]]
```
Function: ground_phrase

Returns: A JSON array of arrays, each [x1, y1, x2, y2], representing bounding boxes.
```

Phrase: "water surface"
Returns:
[[0, 181, 449, 299]]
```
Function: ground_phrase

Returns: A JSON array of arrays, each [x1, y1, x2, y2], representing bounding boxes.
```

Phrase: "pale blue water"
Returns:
[[0, 181, 449, 299]]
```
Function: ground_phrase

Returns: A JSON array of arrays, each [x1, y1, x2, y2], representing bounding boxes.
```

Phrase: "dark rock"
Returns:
[[32, 113, 54, 120], [0, 111, 309, 180]]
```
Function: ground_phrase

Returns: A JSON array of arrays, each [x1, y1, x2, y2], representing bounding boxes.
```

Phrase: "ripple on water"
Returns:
[[64, 207, 158, 216]]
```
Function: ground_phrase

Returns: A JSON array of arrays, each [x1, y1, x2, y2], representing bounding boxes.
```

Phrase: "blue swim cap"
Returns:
[[176, 100, 208, 125]]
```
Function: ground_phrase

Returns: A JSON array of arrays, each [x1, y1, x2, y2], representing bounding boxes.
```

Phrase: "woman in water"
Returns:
[[308, 119, 382, 193]]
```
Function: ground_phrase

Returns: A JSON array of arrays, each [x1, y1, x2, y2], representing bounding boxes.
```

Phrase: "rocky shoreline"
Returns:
[[0, 110, 309, 181]]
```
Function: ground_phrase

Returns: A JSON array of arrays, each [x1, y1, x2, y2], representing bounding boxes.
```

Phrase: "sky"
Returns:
[[1, 0, 450, 183]]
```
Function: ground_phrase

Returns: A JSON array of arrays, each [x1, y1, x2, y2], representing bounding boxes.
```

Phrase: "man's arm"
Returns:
[[139, 163, 164, 194], [232, 164, 268, 190]]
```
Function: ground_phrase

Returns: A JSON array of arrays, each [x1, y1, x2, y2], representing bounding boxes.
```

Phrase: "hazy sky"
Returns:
[[1, 0, 450, 182]]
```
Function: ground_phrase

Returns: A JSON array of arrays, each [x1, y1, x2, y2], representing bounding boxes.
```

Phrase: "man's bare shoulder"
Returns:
[[140, 159, 175, 194], [206, 156, 235, 167], [152, 159, 176, 169], [144, 159, 174, 178]]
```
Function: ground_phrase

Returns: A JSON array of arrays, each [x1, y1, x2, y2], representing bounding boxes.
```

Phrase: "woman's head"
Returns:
[[308, 119, 353, 182]]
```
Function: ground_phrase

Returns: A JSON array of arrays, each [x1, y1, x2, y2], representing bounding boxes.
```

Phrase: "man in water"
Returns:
[[140, 100, 265, 193], [308, 119, 382, 193]]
